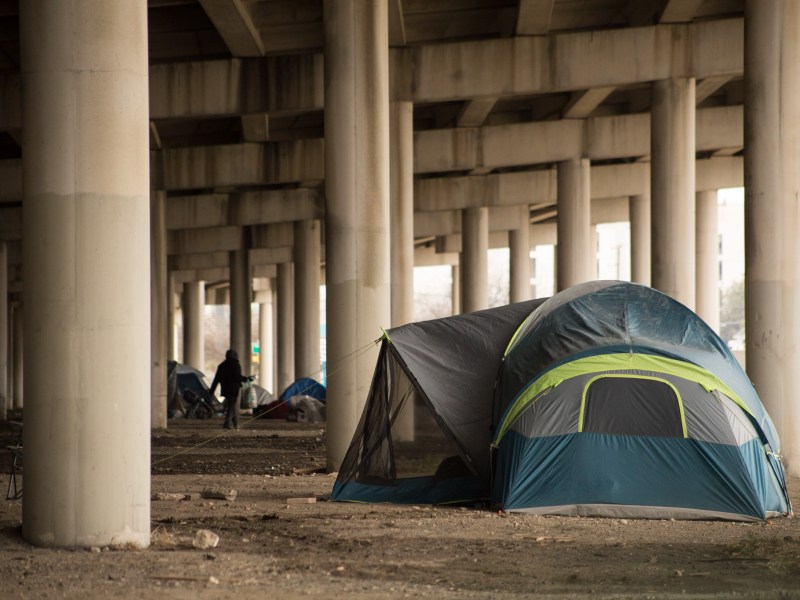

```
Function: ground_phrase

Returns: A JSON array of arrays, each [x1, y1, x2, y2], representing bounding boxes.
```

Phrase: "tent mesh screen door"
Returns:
[[338, 342, 471, 486]]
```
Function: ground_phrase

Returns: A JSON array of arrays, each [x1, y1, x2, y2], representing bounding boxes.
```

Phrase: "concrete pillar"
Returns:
[[271, 284, 279, 389], [509, 225, 532, 303], [150, 191, 168, 429], [390, 101, 415, 327], [629, 193, 652, 286], [557, 158, 593, 291], [324, 0, 391, 470], [461, 207, 489, 313], [259, 286, 274, 393], [294, 220, 321, 380], [230, 247, 252, 376], [695, 190, 720, 332], [11, 304, 22, 411], [167, 272, 178, 361], [451, 265, 461, 315], [390, 100, 415, 440], [20, 0, 150, 547], [277, 262, 295, 395], [182, 281, 205, 370], [744, 0, 800, 474], [0, 243, 7, 421], [651, 77, 696, 309]]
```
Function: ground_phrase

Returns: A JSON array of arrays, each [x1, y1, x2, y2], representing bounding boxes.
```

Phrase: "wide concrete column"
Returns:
[[510, 224, 532, 303], [557, 159, 593, 291], [182, 281, 205, 370], [744, 0, 800, 474], [258, 283, 274, 392], [294, 220, 321, 380], [651, 77, 696, 309], [629, 193, 652, 286], [695, 190, 720, 332], [0, 243, 7, 421], [230, 246, 252, 375], [150, 191, 168, 429], [324, 0, 391, 470], [20, 0, 150, 547], [461, 207, 489, 312], [277, 262, 295, 396], [11, 304, 21, 410], [390, 100, 415, 440]]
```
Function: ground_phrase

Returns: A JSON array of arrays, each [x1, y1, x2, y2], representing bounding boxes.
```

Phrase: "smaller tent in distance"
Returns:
[[167, 361, 222, 418], [254, 377, 326, 420]]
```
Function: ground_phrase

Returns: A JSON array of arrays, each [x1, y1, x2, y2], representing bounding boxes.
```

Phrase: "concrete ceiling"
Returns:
[[0, 0, 747, 272]]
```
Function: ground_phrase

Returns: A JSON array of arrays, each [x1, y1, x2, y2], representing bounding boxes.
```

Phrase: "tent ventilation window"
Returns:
[[579, 375, 687, 438]]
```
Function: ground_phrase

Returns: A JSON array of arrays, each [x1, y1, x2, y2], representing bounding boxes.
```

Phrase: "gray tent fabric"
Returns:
[[387, 298, 545, 479]]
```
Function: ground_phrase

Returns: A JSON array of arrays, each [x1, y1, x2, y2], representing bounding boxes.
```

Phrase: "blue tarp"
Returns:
[[279, 377, 326, 403]]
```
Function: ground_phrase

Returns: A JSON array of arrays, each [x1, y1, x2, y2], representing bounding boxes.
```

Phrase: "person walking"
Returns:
[[209, 349, 250, 430]]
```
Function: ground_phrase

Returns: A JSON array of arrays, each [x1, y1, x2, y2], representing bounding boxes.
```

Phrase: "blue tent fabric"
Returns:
[[494, 432, 769, 520], [493, 281, 790, 520], [499, 282, 781, 453], [333, 281, 790, 520], [279, 377, 326, 403]]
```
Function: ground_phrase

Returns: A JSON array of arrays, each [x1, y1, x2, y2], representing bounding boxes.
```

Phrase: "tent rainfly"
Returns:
[[332, 281, 791, 521]]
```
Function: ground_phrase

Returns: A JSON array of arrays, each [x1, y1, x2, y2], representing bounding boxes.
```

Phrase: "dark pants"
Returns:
[[223, 393, 239, 429]]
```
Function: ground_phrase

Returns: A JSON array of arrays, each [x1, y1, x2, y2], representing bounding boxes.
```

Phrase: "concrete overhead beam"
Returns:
[[435, 230, 510, 253], [457, 97, 499, 127], [0, 19, 742, 128], [414, 245, 459, 267], [173, 267, 230, 285], [155, 105, 741, 191], [249, 246, 293, 265], [241, 113, 270, 142], [415, 105, 742, 173], [516, 0, 555, 35], [162, 139, 325, 191], [591, 196, 629, 224], [169, 225, 244, 255], [531, 222, 557, 245], [415, 157, 740, 213], [199, 0, 265, 57], [166, 188, 323, 229], [562, 86, 616, 119], [412, 18, 742, 102], [660, 0, 704, 23], [148, 55, 324, 120], [414, 205, 531, 238], [171, 248, 290, 275]]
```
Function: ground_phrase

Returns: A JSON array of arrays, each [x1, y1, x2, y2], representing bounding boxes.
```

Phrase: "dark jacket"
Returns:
[[209, 350, 247, 399]]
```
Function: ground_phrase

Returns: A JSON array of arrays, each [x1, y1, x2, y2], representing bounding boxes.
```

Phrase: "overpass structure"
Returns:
[[0, 0, 797, 548]]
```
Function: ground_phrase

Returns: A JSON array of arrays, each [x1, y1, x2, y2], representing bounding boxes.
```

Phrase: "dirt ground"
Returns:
[[1, 417, 800, 599]]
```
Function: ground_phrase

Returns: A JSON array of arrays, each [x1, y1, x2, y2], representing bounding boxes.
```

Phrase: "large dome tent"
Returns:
[[492, 281, 790, 520]]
